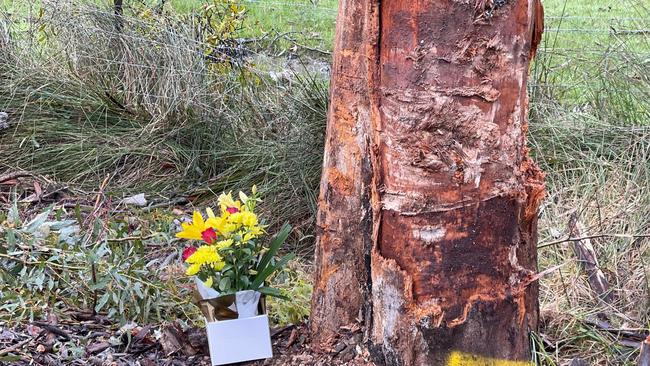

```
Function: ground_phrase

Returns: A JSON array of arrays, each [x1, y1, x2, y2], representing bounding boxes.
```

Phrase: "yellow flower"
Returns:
[[204, 277, 214, 288], [186, 245, 222, 266], [213, 261, 225, 271], [206, 207, 218, 220], [216, 239, 233, 250], [217, 192, 242, 215], [250, 225, 264, 236], [228, 211, 258, 228], [206, 214, 238, 237], [238, 191, 249, 204], [176, 211, 210, 241], [241, 226, 262, 241], [185, 263, 201, 276]]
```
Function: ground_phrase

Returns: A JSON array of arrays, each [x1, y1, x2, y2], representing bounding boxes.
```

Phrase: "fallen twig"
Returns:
[[107, 234, 159, 242], [141, 197, 189, 212], [295, 43, 331, 55], [567, 214, 613, 303], [0, 335, 36, 356], [270, 324, 295, 338], [0, 171, 33, 184], [584, 318, 647, 343], [538, 233, 650, 248], [639, 336, 650, 366], [31, 321, 71, 342]]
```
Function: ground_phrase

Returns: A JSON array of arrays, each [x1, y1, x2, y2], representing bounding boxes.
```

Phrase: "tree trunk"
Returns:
[[311, 1, 545, 365]]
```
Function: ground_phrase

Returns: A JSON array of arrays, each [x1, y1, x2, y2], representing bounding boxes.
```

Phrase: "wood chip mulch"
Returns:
[[0, 312, 375, 366]]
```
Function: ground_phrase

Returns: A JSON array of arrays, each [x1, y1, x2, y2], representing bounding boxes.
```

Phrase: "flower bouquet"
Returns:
[[176, 186, 294, 365]]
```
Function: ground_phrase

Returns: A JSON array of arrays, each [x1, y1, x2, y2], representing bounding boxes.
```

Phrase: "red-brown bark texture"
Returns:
[[311, 1, 545, 365]]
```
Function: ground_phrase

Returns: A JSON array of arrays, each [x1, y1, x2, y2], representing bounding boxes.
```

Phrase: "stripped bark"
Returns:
[[568, 213, 613, 303], [311, 1, 545, 365]]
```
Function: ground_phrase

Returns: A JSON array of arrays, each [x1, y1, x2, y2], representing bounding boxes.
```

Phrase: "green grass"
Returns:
[[171, 0, 338, 51], [173, 0, 650, 53], [534, 1, 650, 112], [166, 0, 650, 116]]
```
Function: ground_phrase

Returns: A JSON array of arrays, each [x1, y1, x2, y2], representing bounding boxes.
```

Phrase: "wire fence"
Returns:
[[2, 1, 648, 96]]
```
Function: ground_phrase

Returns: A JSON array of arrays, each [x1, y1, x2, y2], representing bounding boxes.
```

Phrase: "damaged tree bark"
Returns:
[[311, 0, 545, 365]]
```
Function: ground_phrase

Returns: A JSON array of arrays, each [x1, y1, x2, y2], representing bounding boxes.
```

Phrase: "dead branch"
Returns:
[[538, 233, 650, 249], [0, 171, 33, 183], [639, 336, 650, 366], [0, 335, 36, 356], [567, 213, 613, 303]]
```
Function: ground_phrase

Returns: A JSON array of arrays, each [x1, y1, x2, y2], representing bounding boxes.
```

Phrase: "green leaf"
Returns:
[[221, 264, 233, 273], [239, 275, 250, 288], [257, 286, 287, 299], [74, 204, 83, 227], [256, 223, 291, 275], [23, 205, 53, 234], [95, 293, 110, 313], [8, 201, 20, 226], [0, 355, 22, 363], [4, 230, 16, 250], [219, 276, 230, 292], [252, 252, 295, 290], [133, 282, 144, 298]]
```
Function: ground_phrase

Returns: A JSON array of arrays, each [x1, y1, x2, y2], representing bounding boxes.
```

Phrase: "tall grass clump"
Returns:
[[530, 108, 650, 365], [0, 1, 327, 243], [1, 2, 222, 191], [529, 6, 650, 363]]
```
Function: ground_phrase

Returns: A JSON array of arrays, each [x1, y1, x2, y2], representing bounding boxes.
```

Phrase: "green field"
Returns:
[[171, 0, 650, 53], [3, 0, 648, 54]]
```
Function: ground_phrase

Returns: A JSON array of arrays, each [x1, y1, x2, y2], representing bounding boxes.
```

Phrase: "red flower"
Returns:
[[182, 246, 197, 262], [226, 206, 240, 214], [201, 227, 218, 244]]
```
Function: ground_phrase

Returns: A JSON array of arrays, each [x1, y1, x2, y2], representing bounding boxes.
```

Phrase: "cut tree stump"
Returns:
[[311, 0, 545, 365]]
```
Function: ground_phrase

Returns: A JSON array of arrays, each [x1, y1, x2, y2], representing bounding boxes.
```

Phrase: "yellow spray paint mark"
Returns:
[[447, 351, 532, 366]]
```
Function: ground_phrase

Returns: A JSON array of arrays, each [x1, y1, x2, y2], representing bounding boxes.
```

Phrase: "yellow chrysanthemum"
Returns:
[[206, 214, 239, 237], [215, 239, 233, 250], [213, 261, 225, 271], [228, 211, 258, 228], [249, 225, 264, 236], [204, 277, 214, 288], [185, 263, 201, 276], [186, 245, 223, 266]]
